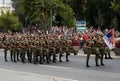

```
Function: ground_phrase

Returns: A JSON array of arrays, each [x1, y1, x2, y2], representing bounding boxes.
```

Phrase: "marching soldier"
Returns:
[[50, 37, 57, 63], [19, 37, 26, 63], [37, 39, 44, 64], [62, 37, 70, 62], [26, 37, 32, 63], [83, 35, 94, 67], [42, 37, 50, 64], [95, 35, 105, 66], [9, 37, 16, 62], [14, 37, 20, 61], [104, 46, 113, 59], [30, 37, 37, 64], [93, 36, 102, 67], [2, 36, 10, 62], [55, 36, 64, 62]]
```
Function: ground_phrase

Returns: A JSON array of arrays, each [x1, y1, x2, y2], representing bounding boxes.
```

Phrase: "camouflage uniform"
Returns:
[[104, 45, 113, 59], [83, 39, 94, 67], [50, 39, 57, 63], [56, 38, 64, 62], [36, 40, 43, 64], [3, 38, 10, 62], [27, 37, 32, 63], [42, 38, 50, 64], [14, 38, 20, 61], [9, 38, 16, 62], [31, 39, 37, 64], [62, 39, 70, 62], [97, 38, 105, 66], [19, 39, 26, 63]]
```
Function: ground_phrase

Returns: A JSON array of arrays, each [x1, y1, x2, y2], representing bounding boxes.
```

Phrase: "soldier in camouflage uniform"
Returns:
[[36, 37, 44, 64], [26, 36, 32, 63], [2, 36, 10, 62], [9, 37, 17, 62], [19, 37, 26, 63], [62, 37, 70, 62], [42, 36, 50, 64], [30, 36, 37, 64], [104, 46, 113, 59], [83, 35, 94, 67], [14, 37, 20, 61], [50, 36, 58, 63], [55, 36, 64, 62], [96, 35, 105, 66], [93, 36, 102, 67]]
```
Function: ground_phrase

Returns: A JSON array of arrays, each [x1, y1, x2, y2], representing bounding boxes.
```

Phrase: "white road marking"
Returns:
[[37, 64, 73, 70], [0, 68, 78, 81]]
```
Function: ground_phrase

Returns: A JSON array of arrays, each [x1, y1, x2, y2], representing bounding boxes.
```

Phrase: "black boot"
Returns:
[[59, 53, 63, 62], [86, 65, 91, 67], [66, 53, 70, 62], [74, 51, 77, 55]]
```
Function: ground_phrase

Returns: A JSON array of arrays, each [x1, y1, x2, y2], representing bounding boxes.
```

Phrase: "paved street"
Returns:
[[0, 49, 120, 81]]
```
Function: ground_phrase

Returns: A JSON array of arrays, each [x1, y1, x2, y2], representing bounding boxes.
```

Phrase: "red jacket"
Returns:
[[83, 35, 89, 41], [72, 39, 79, 46]]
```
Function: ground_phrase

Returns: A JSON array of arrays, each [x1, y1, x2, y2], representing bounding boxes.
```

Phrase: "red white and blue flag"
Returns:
[[103, 29, 115, 50]]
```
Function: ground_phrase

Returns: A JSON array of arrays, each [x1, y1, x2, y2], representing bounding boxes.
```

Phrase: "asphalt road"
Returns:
[[0, 49, 120, 81]]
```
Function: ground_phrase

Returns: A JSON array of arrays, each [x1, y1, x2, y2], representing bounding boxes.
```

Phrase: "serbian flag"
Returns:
[[103, 29, 115, 50]]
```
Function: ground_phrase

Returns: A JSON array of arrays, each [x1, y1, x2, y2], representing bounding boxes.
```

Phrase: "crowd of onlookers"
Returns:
[[18, 25, 120, 38]]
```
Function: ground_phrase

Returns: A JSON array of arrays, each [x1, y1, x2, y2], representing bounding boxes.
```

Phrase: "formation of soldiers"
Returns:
[[83, 34, 113, 67], [0, 27, 115, 67], [0, 33, 78, 64]]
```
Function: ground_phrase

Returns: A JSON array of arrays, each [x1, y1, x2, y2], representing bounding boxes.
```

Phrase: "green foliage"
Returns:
[[109, 17, 118, 29], [66, 0, 83, 20], [12, 0, 119, 30], [12, 0, 75, 29], [0, 11, 22, 32], [95, 10, 105, 27], [58, 4, 75, 27], [111, 0, 120, 14], [84, 0, 118, 29], [12, 0, 25, 24]]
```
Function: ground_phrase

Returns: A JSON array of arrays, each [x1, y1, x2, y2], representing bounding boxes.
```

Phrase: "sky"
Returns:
[[0, 0, 11, 4]]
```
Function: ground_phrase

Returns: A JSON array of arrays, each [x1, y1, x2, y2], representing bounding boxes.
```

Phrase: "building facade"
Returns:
[[0, 2, 13, 15]]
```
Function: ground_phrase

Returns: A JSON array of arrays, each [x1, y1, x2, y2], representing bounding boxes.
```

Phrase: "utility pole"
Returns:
[[50, 8, 52, 29]]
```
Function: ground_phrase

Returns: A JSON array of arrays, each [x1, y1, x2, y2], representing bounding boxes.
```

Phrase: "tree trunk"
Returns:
[[41, 10, 46, 30]]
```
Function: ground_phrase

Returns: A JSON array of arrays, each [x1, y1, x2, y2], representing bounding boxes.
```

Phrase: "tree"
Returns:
[[109, 17, 118, 29], [111, 0, 120, 14], [12, 0, 25, 27], [66, 0, 84, 20], [12, 0, 75, 29], [55, 1, 75, 27], [95, 10, 105, 27], [65, 0, 119, 29], [60, 5, 75, 27], [84, 0, 118, 29], [0, 11, 22, 32]]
